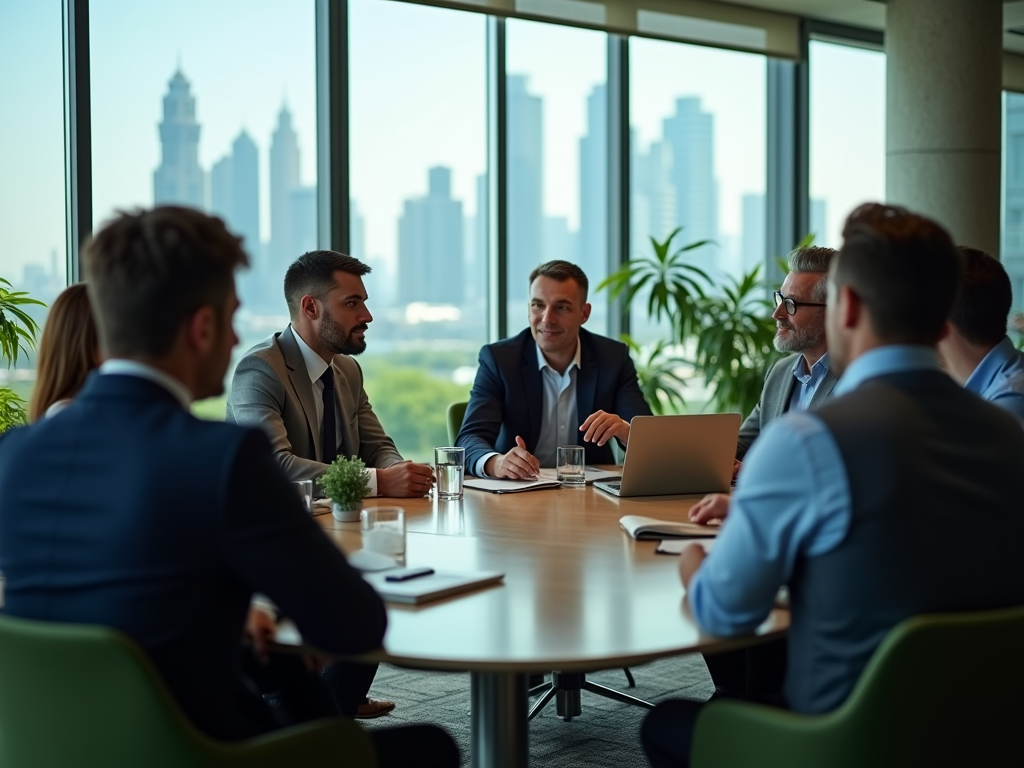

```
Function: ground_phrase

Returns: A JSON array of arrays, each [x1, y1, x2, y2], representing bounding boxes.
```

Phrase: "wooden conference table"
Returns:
[[308, 481, 788, 768]]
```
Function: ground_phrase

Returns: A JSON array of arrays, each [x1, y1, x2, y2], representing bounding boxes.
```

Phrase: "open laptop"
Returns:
[[593, 413, 741, 497]]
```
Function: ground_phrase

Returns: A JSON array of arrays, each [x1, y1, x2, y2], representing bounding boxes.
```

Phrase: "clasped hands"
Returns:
[[485, 410, 630, 480]]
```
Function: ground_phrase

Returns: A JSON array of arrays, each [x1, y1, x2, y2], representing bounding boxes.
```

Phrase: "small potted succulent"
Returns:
[[320, 455, 370, 522]]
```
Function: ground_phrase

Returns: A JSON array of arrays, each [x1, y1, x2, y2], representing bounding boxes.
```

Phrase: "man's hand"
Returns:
[[245, 605, 277, 664], [486, 436, 540, 479], [378, 460, 435, 498], [689, 493, 730, 525], [678, 542, 708, 590], [580, 410, 630, 446]]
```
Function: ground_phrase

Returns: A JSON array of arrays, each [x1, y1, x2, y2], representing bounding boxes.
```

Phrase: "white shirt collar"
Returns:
[[99, 359, 193, 409], [290, 325, 331, 383], [535, 336, 582, 373]]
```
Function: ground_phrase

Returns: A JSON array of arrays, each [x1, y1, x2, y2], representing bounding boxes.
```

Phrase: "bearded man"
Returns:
[[735, 246, 839, 460], [227, 250, 433, 499]]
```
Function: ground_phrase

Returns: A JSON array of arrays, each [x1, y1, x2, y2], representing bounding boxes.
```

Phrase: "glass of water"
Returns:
[[557, 445, 586, 487], [361, 506, 406, 564], [292, 479, 313, 513], [434, 446, 465, 500]]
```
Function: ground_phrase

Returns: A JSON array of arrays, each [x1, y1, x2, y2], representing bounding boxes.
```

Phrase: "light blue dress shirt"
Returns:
[[473, 340, 582, 476], [963, 336, 1024, 421], [688, 345, 942, 637], [786, 352, 831, 412]]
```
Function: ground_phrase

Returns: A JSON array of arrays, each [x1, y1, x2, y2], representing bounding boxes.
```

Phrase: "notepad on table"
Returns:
[[362, 569, 505, 604], [619, 514, 719, 540], [464, 467, 621, 494]]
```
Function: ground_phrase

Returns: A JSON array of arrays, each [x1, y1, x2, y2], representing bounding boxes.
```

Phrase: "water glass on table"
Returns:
[[434, 446, 465, 500], [361, 506, 406, 564], [292, 479, 313, 513], [557, 445, 586, 487]]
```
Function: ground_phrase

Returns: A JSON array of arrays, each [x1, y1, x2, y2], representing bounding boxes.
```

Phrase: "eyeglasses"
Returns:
[[774, 291, 826, 316]]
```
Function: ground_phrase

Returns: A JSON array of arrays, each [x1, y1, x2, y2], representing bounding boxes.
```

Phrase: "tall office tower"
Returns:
[[662, 97, 718, 276], [270, 103, 301, 267], [740, 193, 765, 277], [397, 166, 465, 305], [631, 133, 677, 261], [350, 201, 366, 260], [288, 186, 317, 258], [464, 172, 488, 305], [153, 69, 205, 209], [507, 75, 543, 308], [209, 130, 260, 259], [579, 84, 607, 282]]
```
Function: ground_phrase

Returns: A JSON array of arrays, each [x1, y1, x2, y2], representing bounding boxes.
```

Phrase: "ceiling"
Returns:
[[725, 0, 1024, 55]]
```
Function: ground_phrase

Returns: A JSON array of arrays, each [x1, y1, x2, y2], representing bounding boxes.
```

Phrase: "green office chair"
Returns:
[[0, 613, 377, 768], [691, 604, 1024, 768], [446, 401, 468, 445]]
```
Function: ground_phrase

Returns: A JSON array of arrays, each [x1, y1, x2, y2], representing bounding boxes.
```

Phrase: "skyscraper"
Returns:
[[579, 84, 607, 281], [270, 103, 301, 267], [507, 75, 543, 308], [397, 166, 464, 305], [153, 69, 205, 208], [662, 97, 718, 274], [209, 130, 260, 258]]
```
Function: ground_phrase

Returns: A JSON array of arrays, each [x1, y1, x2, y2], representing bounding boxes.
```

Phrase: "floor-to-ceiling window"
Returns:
[[1002, 91, 1024, 318], [349, 0, 486, 460], [0, 0, 67, 406], [808, 39, 886, 248]]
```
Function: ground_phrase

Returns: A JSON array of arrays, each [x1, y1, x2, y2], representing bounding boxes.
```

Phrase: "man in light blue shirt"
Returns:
[[641, 204, 1024, 768], [937, 246, 1024, 420]]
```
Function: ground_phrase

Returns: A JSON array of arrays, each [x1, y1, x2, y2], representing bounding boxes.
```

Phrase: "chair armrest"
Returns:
[[213, 717, 377, 768]]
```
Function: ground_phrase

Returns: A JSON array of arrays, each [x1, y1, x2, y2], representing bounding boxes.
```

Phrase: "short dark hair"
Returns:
[[528, 261, 589, 301], [788, 246, 837, 301], [83, 206, 248, 358], [834, 203, 964, 345], [948, 246, 1012, 347], [284, 250, 371, 317]]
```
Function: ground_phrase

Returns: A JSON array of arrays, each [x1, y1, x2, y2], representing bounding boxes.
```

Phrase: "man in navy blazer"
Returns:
[[0, 207, 456, 767], [457, 261, 651, 478]]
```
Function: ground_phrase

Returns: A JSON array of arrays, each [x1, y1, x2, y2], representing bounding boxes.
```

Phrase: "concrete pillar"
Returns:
[[886, 0, 1002, 255]]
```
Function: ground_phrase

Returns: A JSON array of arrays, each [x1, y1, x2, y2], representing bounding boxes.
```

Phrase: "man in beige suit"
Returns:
[[227, 250, 434, 498]]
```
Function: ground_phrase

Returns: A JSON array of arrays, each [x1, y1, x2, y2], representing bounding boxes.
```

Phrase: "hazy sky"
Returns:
[[0, 0, 887, 283]]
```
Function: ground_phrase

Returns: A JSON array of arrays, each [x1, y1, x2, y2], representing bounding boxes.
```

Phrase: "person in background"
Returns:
[[936, 245, 1024, 419], [641, 203, 1024, 768], [28, 283, 100, 421], [457, 260, 651, 479]]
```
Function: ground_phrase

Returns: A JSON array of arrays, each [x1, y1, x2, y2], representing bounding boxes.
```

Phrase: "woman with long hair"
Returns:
[[28, 283, 100, 422]]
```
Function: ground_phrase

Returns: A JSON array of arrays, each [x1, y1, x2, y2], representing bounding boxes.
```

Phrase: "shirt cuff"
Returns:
[[366, 467, 378, 497], [475, 452, 500, 477], [251, 594, 278, 620]]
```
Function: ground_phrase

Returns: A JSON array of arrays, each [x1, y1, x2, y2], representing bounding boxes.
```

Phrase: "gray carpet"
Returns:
[[359, 655, 714, 766]]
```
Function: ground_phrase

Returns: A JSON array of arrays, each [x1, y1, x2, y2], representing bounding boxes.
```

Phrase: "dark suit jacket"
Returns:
[[736, 352, 838, 460], [226, 326, 403, 481], [0, 373, 387, 741], [456, 328, 652, 471]]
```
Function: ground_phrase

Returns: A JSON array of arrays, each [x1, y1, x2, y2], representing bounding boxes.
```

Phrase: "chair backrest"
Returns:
[[0, 613, 377, 768], [835, 604, 1024, 767], [0, 613, 221, 767], [446, 401, 468, 445]]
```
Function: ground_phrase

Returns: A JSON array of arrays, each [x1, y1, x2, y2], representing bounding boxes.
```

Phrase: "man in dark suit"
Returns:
[[642, 204, 1024, 768], [0, 207, 457, 768], [736, 246, 839, 461], [227, 250, 434, 499], [457, 260, 651, 478]]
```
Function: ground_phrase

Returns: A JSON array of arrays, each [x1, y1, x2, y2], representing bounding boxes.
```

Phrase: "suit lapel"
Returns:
[[576, 333, 597, 442], [280, 326, 323, 461], [520, 335, 544, 447], [773, 355, 799, 417], [810, 368, 839, 409]]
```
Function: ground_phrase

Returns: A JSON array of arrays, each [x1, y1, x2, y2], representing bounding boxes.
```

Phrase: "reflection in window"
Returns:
[[506, 19, 608, 334], [350, 0, 485, 460], [809, 40, 885, 248], [0, 0, 66, 408]]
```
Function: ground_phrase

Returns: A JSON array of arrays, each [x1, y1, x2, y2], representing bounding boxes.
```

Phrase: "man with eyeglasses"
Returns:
[[735, 246, 839, 462]]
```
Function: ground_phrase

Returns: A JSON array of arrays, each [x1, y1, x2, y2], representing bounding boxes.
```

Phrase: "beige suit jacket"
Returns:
[[226, 326, 403, 481]]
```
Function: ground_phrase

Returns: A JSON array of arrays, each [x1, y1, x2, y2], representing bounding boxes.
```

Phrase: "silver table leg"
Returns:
[[471, 670, 529, 768]]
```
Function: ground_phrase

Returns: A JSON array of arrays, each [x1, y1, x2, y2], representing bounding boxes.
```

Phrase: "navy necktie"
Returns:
[[320, 367, 338, 466]]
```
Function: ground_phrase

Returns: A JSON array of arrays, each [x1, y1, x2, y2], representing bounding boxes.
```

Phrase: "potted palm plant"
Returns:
[[0, 277, 45, 432], [319, 455, 370, 522]]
